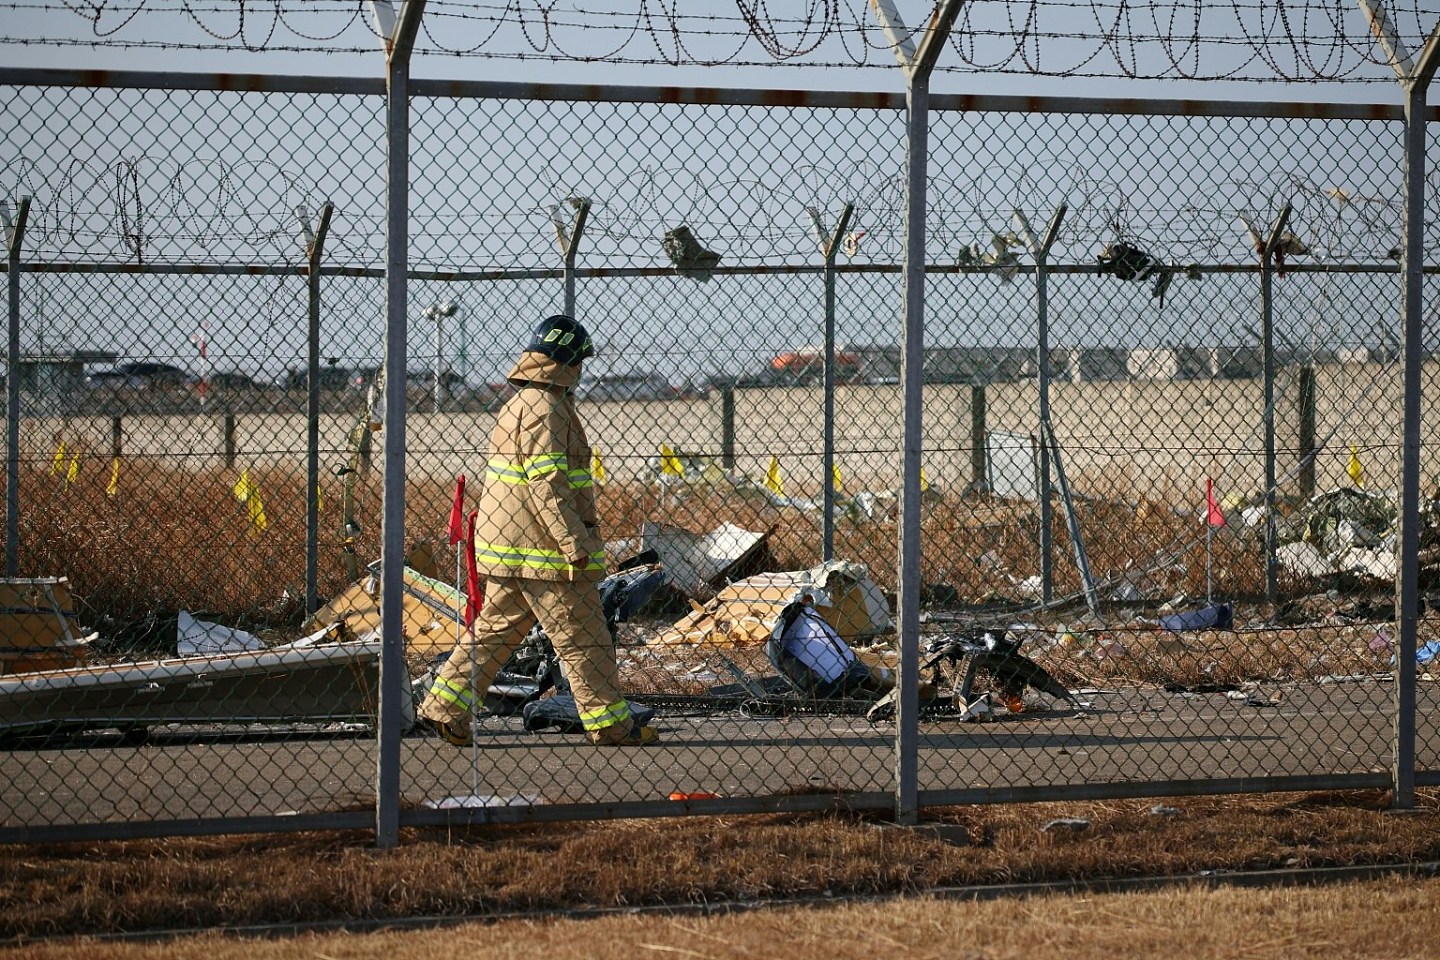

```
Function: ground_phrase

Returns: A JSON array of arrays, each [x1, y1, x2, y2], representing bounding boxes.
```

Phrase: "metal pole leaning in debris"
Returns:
[[1246, 203, 1292, 603], [300, 202, 334, 617], [551, 198, 591, 318], [870, 0, 968, 826], [1358, 0, 1439, 811], [3, 197, 30, 578], [808, 202, 855, 562], [1014, 205, 1066, 605], [1041, 421, 1102, 621], [372, 0, 426, 850]]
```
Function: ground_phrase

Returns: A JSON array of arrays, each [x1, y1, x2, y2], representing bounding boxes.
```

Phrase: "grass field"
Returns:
[[8, 881, 1440, 960], [1, 789, 1437, 954], [17, 461, 1271, 643]]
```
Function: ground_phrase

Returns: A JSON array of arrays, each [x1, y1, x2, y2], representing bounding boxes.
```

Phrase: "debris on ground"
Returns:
[[762, 595, 894, 701], [1159, 602, 1233, 632], [306, 561, 466, 658], [634, 520, 771, 601], [0, 621, 397, 738], [1272, 487, 1438, 583], [0, 577, 93, 674], [176, 610, 265, 656], [1041, 817, 1091, 833], [654, 560, 891, 647], [957, 693, 993, 722]]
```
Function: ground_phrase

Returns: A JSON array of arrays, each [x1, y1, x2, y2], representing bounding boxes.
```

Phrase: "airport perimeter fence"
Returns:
[[0, 67, 1437, 843]]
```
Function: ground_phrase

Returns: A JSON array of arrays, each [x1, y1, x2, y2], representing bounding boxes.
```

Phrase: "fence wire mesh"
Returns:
[[0, 73, 1435, 839]]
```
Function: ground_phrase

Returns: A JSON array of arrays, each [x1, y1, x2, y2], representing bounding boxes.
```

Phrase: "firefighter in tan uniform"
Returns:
[[418, 315, 659, 747]]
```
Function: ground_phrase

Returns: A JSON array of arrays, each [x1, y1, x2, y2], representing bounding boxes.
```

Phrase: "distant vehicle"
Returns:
[[86, 362, 196, 389], [116, 361, 196, 383], [471, 381, 515, 411], [85, 370, 141, 390], [206, 371, 271, 392], [576, 373, 678, 402], [280, 366, 368, 391], [769, 349, 862, 385]]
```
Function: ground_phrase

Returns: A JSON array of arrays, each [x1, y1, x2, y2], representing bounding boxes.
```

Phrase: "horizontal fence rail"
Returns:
[[0, 66, 1435, 843]]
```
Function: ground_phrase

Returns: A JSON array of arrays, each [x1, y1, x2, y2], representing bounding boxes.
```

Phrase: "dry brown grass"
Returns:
[[1027, 618, 1416, 690], [10, 879, 1440, 960], [21, 460, 1422, 706], [0, 790, 1436, 944], [19, 458, 1282, 643]]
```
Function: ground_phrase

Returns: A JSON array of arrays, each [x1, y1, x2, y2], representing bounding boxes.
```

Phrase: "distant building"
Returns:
[[851, 345, 1030, 384], [1127, 345, 1264, 380], [1334, 346, 1397, 365], [1045, 347, 1129, 382], [17, 350, 118, 414]]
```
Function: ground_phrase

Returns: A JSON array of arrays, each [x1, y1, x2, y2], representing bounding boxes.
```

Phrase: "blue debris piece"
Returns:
[[1159, 602, 1233, 632]]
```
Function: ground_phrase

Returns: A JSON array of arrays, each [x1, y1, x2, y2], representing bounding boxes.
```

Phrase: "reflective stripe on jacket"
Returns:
[[472, 351, 605, 582]]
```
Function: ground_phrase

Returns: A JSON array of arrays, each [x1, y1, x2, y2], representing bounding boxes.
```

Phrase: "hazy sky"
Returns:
[[2, 3, 1433, 385]]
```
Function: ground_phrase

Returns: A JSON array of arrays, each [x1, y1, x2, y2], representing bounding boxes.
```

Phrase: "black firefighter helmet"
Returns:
[[525, 314, 595, 367]]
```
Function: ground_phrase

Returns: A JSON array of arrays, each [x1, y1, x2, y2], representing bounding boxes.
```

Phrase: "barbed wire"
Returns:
[[5, 153, 1431, 268], [1, 1, 1435, 82]]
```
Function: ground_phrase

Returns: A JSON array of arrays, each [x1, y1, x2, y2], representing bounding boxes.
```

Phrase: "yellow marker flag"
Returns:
[[831, 463, 844, 493], [920, 467, 930, 492], [50, 441, 65, 476], [1348, 446, 1365, 488], [232, 469, 268, 534], [592, 448, 607, 485], [765, 455, 784, 497], [65, 452, 79, 485], [107, 457, 120, 497], [316, 483, 325, 512], [660, 444, 685, 477]]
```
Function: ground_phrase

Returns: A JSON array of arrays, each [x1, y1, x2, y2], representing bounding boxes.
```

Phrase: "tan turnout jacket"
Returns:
[[472, 351, 605, 582]]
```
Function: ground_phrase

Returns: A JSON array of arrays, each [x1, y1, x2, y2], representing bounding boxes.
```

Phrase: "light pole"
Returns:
[[423, 299, 458, 413]]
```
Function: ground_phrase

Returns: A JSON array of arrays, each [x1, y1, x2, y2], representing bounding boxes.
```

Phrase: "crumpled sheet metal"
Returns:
[[1276, 487, 1412, 582], [655, 560, 892, 648]]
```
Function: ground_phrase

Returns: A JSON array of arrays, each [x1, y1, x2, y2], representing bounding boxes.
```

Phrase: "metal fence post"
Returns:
[[808, 202, 854, 562], [1297, 365, 1316, 498], [4, 197, 30, 578], [1390, 78, 1428, 812], [223, 413, 236, 469], [1359, 1, 1440, 809], [373, 0, 426, 850], [551, 198, 590, 318], [969, 384, 986, 489], [895, 70, 928, 830], [1361, 1, 1435, 812], [870, 0, 968, 826], [1015, 206, 1066, 605], [301, 202, 334, 617], [1248, 203, 1292, 603], [720, 385, 736, 470]]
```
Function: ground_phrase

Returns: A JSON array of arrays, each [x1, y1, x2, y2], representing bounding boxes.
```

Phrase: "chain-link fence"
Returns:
[[1, 69, 1436, 841]]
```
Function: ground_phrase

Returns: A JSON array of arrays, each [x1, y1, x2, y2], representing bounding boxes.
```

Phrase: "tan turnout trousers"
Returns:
[[419, 575, 635, 745]]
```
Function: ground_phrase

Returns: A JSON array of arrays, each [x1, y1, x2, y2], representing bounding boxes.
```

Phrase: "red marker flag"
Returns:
[[1205, 477, 1226, 527], [464, 509, 483, 625], [447, 475, 466, 545]]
